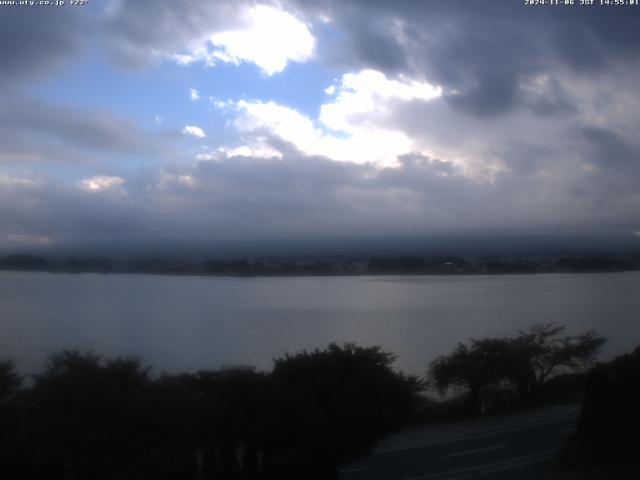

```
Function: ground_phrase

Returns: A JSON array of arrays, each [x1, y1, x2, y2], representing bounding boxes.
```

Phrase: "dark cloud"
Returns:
[[291, 0, 640, 116], [582, 126, 640, 173], [0, 98, 146, 153], [101, 0, 249, 67], [319, 6, 408, 74], [494, 143, 555, 177], [2, 149, 638, 254], [0, 177, 142, 248], [0, 0, 252, 75], [445, 71, 521, 117], [520, 76, 577, 117], [0, 98, 171, 165], [0, 7, 86, 87], [579, 125, 640, 195]]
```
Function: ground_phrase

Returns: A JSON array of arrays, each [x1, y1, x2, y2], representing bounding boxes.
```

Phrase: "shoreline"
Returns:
[[1, 267, 639, 278]]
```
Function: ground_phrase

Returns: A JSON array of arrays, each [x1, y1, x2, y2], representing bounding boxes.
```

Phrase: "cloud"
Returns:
[[2, 0, 640, 254], [78, 176, 125, 193], [576, 125, 640, 197], [319, 69, 441, 133], [0, 98, 150, 153], [0, 98, 164, 165], [202, 144, 283, 160], [292, 0, 640, 116], [2, 149, 640, 255], [104, 1, 314, 75], [182, 125, 206, 138], [205, 4, 316, 75], [218, 69, 441, 167], [101, 0, 243, 67], [0, 175, 41, 189], [227, 98, 410, 167], [0, 7, 87, 87]]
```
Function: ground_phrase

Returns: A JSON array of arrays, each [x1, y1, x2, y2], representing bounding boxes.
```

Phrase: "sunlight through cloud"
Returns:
[[170, 5, 315, 76], [321, 69, 442, 133]]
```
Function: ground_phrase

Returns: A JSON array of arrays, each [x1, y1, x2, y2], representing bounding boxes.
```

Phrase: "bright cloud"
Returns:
[[183, 125, 206, 138], [220, 70, 442, 167], [189, 88, 200, 101], [171, 5, 315, 75], [195, 143, 282, 161], [78, 175, 125, 192], [219, 144, 282, 159], [209, 5, 315, 75], [233, 100, 320, 150], [226, 99, 409, 167], [320, 69, 442, 133]]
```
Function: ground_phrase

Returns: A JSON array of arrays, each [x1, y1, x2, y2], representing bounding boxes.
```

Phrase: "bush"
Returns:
[[577, 347, 640, 467]]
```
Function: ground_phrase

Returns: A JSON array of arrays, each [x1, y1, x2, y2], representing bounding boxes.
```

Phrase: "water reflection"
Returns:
[[1, 271, 638, 375]]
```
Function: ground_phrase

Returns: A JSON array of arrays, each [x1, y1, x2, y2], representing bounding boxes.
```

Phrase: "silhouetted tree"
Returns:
[[0, 359, 23, 472], [429, 338, 511, 413], [144, 374, 200, 478], [2, 345, 423, 480], [508, 323, 606, 398], [144, 366, 268, 480], [198, 367, 266, 479], [25, 351, 154, 479], [5, 329, 605, 479], [430, 324, 606, 411], [263, 343, 423, 480], [0, 359, 21, 402]]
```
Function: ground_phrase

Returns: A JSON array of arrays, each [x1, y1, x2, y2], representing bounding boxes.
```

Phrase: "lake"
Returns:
[[1, 271, 639, 376]]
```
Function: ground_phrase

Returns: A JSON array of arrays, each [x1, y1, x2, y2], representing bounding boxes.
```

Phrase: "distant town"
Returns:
[[2, 252, 640, 276]]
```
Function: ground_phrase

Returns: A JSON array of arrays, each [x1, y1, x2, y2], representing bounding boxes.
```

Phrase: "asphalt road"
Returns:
[[339, 412, 578, 480]]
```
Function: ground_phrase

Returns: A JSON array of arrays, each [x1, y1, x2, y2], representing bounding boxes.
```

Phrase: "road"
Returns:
[[339, 411, 578, 480]]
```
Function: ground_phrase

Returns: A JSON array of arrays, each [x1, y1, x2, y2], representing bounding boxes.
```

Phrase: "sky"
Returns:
[[1, 0, 639, 256]]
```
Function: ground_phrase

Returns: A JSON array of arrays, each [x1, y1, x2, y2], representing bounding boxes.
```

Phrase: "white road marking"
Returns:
[[479, 452, 558, 476], [402, 448, 561, 480], [376, 413, 577, 454], [443, 443, 508, 459]]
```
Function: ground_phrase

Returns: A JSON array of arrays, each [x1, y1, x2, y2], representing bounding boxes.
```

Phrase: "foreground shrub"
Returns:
[[578, 346, 640, 467]]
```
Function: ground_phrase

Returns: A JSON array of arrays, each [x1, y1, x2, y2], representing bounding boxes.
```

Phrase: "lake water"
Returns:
[[1, 271, 639, 376]]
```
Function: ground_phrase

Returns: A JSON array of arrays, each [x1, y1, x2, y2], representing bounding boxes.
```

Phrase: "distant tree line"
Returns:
[[0, 344, 422, 480], [2, 253, 640, 276]]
